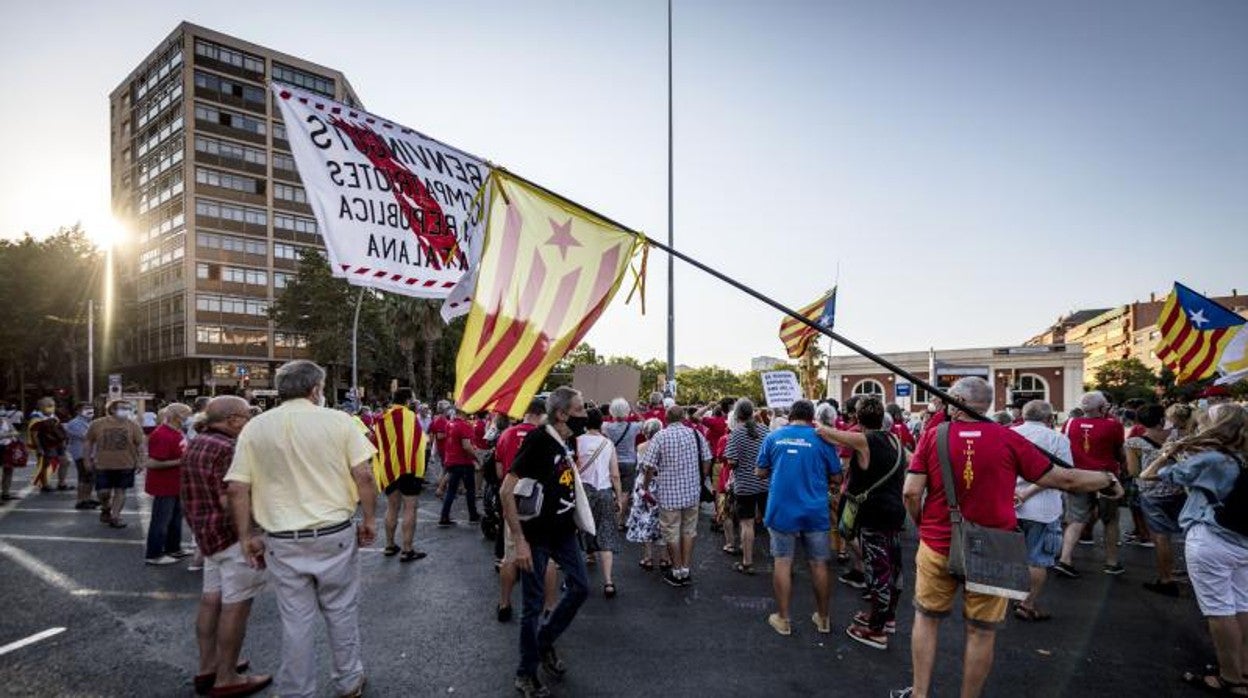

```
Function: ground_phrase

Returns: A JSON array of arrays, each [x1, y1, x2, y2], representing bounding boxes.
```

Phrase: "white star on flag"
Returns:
[[819, 314, 833, 327], [1189, 309, 1209, 328]]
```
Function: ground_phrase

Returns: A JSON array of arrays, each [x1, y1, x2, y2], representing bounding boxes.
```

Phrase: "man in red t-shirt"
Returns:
[[641, 392, 667, 423], [145, 403, 192, 565], [438, 408, 480, 526], [1055, 391, 1127, 578], [493, 398, 558, 622], [902, 377, 1121, 698]]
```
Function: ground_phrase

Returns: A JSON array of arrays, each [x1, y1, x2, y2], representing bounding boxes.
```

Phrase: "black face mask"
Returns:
[[566, 415, 589, 437]]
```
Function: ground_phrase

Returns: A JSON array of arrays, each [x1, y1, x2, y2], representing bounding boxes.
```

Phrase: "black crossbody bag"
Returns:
[[935, 423, 1030, 600]]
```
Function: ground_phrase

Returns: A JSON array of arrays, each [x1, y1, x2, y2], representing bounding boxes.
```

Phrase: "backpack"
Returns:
[[1213, 466, 1248, 537]]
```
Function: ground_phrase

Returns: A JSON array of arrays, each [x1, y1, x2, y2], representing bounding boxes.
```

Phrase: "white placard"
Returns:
[[762, 371, 802, 409], [272, 83, 491, 311]]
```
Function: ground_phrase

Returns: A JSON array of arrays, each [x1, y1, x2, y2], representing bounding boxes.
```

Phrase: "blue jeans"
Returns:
[[146, 495, 183, 559], [517, 531, 589, 678], [440, 466, 479, 521]]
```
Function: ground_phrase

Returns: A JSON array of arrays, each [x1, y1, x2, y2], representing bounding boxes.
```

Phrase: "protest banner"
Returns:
[[762, 370, 802, 408], [271, 83, 490, 310]]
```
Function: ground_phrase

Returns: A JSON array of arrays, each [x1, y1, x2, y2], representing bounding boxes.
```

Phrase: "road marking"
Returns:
[[73, 589, 199, 601], [0, 627, 67, 657], [0, 508, 138, 516], [0, 484, 37, 525], [0, 534, 143, 546], [0, 539, 81, 593]]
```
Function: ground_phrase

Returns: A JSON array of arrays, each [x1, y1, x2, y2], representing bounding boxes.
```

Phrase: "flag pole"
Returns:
[[824, 263, 840, 401], [664, 0, 676, 398]]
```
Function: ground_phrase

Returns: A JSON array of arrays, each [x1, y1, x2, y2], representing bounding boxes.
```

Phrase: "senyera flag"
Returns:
[[371, 404, 427, 492], [1154, 282, 1247, 384], [455, 171, 644, 417], [272, 83, 489, 312], [779, 287, 836, 359]]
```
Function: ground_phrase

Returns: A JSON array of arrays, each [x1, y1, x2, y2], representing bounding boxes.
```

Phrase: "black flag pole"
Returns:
[[494, 167, 1074, 468]]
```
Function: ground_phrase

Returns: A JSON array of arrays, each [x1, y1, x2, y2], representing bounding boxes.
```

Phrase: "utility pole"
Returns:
[[87, 299, 95, 405], [665, 0, 676, 397]]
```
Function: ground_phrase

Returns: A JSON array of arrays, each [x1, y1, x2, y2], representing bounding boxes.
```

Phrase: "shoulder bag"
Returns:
[[838, 433, 902, 540], [690, 429, 715, 503], [936, 423, 1030, 600]]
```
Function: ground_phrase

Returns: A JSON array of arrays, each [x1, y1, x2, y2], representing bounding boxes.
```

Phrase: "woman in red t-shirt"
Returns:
[[144, 403, 191, 565]]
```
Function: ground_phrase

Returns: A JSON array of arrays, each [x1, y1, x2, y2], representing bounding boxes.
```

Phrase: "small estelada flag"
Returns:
[[1154, 282, 1247, 384], [779, 287, 837, 359], [453, 172, 644, 417]]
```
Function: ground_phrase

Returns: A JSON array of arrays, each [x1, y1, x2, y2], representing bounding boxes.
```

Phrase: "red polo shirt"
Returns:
[[1066, 416, 1125, 473]]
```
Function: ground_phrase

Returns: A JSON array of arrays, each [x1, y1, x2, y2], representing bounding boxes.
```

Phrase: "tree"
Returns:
[[671, 366, 749, 405], [1091, 358, 1160, 404], [541, 342, 603, 393]]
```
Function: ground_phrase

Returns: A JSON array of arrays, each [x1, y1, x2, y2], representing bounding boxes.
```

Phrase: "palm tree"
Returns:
[[384, 296, 445, 397]]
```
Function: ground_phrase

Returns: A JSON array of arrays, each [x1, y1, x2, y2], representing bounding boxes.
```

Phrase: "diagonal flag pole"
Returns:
[[489, 168, 1073, 467]]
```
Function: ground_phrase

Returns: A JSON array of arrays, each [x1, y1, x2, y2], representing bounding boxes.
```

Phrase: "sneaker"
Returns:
[[767, 613, 792, 636], [1142, 580, 1180, 597], [169, 549, 193, 559], [890, 688, 914, 698], [497, 605, 513, 623], [145, 555, 179, 566], [662, 569, 684, 588], [1102, 563, 1125, 576], [846, 623, 888, 650], [437, 519, 456, 527], [1078, 535, 1095, 546], [852, 610, 896, 634], [1052, 561, 1080, 579], [838, 569, 866, 589], [187, 562, 204, 572], [514, 674, 551, 698], [539, 646, 566, 677], [810, 612, 831, 634], [1134, 538, 1156, 549], [679, 572, 692, 587]]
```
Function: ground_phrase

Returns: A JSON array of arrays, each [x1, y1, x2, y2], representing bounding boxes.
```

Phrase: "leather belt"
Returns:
[[266, 519, 352, 540]]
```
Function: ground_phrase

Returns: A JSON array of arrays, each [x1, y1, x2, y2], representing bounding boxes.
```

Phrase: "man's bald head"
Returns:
[[205, 396, 250, 427]]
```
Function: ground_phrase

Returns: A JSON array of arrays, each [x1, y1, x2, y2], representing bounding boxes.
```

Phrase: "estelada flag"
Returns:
[[454, 171, 644, 417], [779, 287, 837, 359], [371, 405, 427, 491], [1154, 282, 1247, 384]]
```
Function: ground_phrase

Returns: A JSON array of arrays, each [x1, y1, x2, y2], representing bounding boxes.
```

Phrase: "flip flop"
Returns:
[[1181, 670, 1248, 695], [400, 550, 427, 562], [638, 559, 654, 571], [722, 545, 741, 555], [604, 582, 617, 599], [733, 562, 755, 576], [383, 545, 400, 557]]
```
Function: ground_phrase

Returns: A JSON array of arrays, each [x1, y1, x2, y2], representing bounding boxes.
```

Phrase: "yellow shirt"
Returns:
[[225, 399, 377, 532]]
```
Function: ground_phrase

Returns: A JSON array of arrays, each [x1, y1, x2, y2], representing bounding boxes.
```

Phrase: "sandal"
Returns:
[[1181, 670, 1248, 695], [722, 545, 741, 555], [383, 545, 400, 557], [836, 551, 851, 565], [399, 550, 427, 562], [604, 582, 617, 599], [733, 562, 755, 575], [659, 559, 672, 571], [1013, 604, 1051, 622], [638, 558, 654, 571]]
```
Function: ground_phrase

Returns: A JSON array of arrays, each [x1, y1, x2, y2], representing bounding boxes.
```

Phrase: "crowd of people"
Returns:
[[2, 369, 1247, 698]]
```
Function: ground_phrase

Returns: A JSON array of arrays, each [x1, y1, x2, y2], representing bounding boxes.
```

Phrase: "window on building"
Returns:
[[274, 332, 308, 349], [273, 242, 305, 261], [273, 183, 307, 204], [194, 39, 264, 74], [194, 135, 266, 166], [271, 152, 296, 173], [271, 62, 335, 96], [1011, 373, 1049, 405], [273, 213, 317, 235], [851, 379, 886, 399], [196, 231, 266, 256], [273, 272, 294, 289]]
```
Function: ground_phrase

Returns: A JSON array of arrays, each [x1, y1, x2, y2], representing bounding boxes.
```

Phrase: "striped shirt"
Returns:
[[724, 424, 769, 495], [371, 405, 428, 489]]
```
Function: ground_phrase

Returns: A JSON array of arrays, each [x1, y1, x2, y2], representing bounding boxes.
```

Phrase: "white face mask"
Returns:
[[81, 411, 94, 420], [926, 403, 939, 413], [114, 409, 133, 419]]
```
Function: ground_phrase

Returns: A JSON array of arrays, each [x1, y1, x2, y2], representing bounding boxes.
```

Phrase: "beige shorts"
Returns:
[[659, 506, 699, 545], [202, 542, 268, 604]]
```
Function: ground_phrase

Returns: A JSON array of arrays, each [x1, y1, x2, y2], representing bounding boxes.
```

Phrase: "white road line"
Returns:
[[0, 539, 82, 593], [0, 534, 143, 546], [72, 589, 199, 601], [0, 627, 67, 657], [0, 484, 37, 525], [0, 508, 138, 516]]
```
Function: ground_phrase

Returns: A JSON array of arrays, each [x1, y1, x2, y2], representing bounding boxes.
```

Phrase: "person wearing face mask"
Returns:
[[145, 403, 193, 565], [86, 400, 146, 528], [30, 397, 69, 493], [65, 403, 101, 510]]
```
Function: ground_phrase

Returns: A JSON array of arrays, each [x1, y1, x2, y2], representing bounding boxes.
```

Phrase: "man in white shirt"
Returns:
[[1011, 400, 1072, 621]]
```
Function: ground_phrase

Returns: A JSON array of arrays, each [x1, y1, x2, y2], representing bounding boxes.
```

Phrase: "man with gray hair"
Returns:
[[1011, 400, 1071, 621], [1054, 390, 1127, 579], [501, 386, 591, 698], [225, 360, 377, 698], [900, 377, 1123, 698], [641, 405, 712, 588]]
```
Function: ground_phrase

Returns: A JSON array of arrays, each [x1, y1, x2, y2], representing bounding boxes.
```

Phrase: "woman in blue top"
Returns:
[[1142, 404, 1248, 696]]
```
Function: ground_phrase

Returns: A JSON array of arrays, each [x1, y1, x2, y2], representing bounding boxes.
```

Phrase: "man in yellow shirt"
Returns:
[[225, 360, 377, 698]]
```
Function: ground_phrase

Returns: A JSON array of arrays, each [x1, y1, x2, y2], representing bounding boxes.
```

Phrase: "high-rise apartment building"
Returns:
[[109, 22, 359, 399]]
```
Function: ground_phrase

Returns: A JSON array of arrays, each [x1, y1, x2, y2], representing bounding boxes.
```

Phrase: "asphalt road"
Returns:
[[0, 467, 1219, 697]]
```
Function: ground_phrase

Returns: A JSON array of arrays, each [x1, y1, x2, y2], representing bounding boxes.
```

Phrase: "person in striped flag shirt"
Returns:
[[373, 388, 429, 562]]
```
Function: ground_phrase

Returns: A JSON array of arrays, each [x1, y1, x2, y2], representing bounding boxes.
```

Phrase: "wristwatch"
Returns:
[[1100, 472, 1119, 493]]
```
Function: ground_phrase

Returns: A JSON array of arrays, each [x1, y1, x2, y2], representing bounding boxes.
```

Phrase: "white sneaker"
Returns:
[[145, 555, 178, 566]]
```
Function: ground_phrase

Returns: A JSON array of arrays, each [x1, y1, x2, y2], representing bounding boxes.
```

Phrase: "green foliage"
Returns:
[[1091, 358, 1160, 404]]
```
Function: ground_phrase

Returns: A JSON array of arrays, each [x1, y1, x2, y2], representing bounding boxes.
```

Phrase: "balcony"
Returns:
[[194, 150, 266, 178], [193, 183, 266, 208], [194, 213, 268, 238], [193, 53, 264, 85], [195, 118, 265, 146], [273, 198, 312, 215], [193, 84, 266, 116]]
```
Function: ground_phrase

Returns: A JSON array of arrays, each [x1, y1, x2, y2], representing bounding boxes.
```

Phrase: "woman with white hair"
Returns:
[[144, 403, 192, 565], [625, 418, 668, 570], [603, 398, 642, 527]]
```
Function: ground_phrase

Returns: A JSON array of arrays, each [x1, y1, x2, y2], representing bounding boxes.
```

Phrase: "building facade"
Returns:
[[826, 344, 1085, 416], [109, 23, 360, 400], [1027, 290, 1248, 385]]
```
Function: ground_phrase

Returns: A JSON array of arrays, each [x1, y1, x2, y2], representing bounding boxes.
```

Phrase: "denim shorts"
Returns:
[[95, 469, 136, 490], [1140, 492, 1185, 535], [769, 528, 831, 561], [1018, 518, 1062, 567]]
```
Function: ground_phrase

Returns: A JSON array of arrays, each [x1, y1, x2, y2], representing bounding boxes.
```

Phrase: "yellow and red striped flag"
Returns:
[[779, 287, 837, 359], [371, 405, 427, 491], [1154, 282, 1247, 384], [454, 172, 644, 417]]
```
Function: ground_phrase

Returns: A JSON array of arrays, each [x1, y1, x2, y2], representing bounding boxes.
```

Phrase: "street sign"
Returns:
[[896, 382, 912, 398]]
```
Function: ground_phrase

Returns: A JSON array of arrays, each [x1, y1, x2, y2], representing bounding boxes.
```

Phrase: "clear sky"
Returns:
[[2, 0, 1245, 370]]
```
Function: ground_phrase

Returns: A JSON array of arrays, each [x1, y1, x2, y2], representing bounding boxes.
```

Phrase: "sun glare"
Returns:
[[83, 214, 125, 250]]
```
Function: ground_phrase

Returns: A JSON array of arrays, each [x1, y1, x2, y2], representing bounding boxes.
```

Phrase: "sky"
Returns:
[[1, 0, 1246, 371]]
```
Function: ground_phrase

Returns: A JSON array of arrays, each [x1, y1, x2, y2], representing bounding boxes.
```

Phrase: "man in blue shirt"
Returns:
[[757, 399, 843, 636]]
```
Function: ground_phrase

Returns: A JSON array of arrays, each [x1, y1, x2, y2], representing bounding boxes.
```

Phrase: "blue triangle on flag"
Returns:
[[1175, 283, 1246, 331]]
